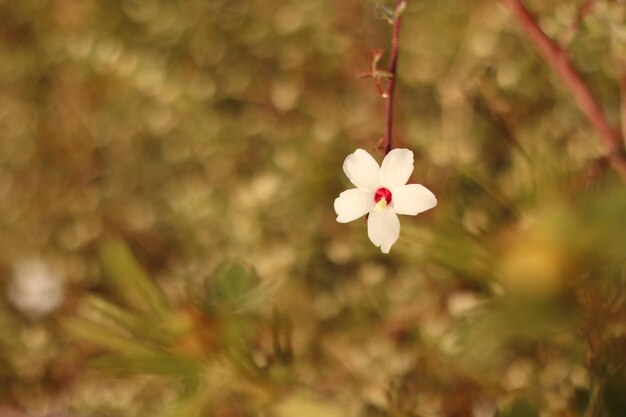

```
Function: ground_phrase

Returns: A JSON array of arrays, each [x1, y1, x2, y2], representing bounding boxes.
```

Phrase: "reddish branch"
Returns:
[[382, 0, 405, 155], [361, 1, 405, 155], [503, 0, 626, 180]]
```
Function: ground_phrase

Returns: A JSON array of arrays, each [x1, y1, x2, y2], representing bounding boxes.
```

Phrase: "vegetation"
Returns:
[[1, 0, 626, 416]]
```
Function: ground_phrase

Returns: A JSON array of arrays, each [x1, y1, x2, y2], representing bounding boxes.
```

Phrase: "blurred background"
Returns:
[[1, 0, 626, 416]]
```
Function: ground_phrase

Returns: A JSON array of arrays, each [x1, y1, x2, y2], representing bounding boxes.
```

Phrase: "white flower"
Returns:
[[333, 148, 437, 253], [7, 259, 65, 318]]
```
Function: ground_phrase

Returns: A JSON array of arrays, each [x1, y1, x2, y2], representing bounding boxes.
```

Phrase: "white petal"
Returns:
[[343, 149, 381, 192], [392, 184, 437, 216], [334, 188, 374, 223], [367, 207, 400, 254], [379, 148, 414, 190]]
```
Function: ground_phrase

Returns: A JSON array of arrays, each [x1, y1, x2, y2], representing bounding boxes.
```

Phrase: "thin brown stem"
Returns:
[[559, 0, 597, 48], [502, 0, 626, 180], [383, 0, 405, 155]]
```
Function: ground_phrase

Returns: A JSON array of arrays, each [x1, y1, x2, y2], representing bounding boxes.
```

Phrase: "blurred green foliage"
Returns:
[[1, 0, 626, 416]]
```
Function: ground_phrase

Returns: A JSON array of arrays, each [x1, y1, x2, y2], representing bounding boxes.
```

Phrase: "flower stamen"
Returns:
[[374, 199, 388, 212], [373, 187, 392, 212]]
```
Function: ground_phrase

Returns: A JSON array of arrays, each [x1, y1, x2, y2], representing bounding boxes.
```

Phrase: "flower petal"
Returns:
[[392, 184, 437, 216], [367, 207, 400, 254], [334, 188, 374, 223], [343, 149, 381, 191], [379, 148, 414, 190]]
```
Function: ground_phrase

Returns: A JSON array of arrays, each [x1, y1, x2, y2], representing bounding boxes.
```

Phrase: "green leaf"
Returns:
[[99, 240, 170, 316], [206, 260, 259, 310], [63, 317, 155, 356], [81, 295, 178, 344]]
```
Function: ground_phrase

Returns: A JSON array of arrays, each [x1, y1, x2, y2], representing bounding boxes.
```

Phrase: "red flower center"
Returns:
[[374, 187, 392, 204]]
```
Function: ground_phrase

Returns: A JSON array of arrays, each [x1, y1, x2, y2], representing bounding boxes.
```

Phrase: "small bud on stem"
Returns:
[[363, 0, 406, 156]]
